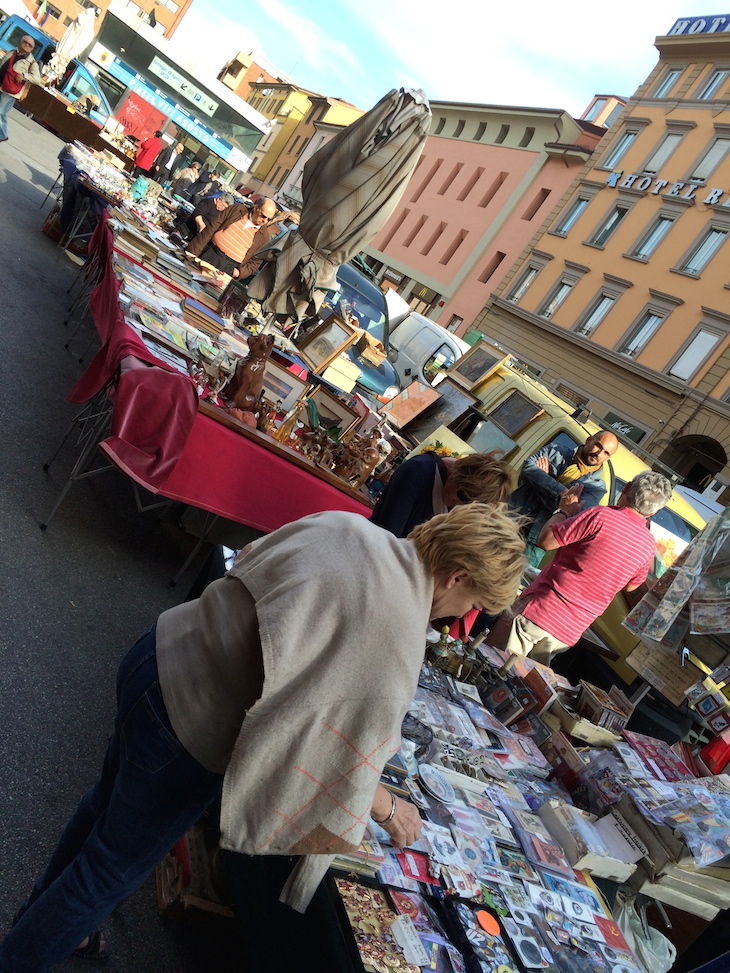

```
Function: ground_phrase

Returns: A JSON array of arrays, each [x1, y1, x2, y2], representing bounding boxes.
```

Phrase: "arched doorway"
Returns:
[[658, 434, 727, 490]]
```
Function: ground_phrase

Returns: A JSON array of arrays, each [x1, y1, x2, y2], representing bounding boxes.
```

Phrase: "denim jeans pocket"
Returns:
[[121, 688, 185, 774]]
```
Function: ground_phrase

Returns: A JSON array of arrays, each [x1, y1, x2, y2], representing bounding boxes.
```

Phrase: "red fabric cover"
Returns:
[[67, 211, 371, 524], [98, 364, 199, 491], [159, 414, 370, 531]]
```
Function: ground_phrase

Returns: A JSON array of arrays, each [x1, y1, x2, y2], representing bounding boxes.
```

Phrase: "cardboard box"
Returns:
[[537, 801, 638, 882]]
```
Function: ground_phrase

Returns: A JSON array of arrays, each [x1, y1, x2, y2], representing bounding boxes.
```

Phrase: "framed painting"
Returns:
[[447, 338, 509, 390], [488, 390, 544, 438], [297, 314, 360, 373], [307, 385, 361, 437], [402, 378, 478, 443], [261, 360, 312, 412], [378, 380, 442, 429]]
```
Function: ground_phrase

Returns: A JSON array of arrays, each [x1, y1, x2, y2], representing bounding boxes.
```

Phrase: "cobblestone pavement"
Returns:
[[0, 108, 239, 972]]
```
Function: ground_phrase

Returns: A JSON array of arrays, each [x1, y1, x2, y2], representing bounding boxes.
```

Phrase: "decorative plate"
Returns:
[[417, 764, 455, 804]]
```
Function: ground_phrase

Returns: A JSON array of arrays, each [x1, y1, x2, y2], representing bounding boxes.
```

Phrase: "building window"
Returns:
[[270, 167, 281, 184], [438, 162, 463, 196], [507, 266, 539, 303], [642, 132, 684, 173], [290, 135, 300, 153], [574, 294, 615, 336], [600, 129, 638, 169], [589, 205, 630, 247], [668, 329, 722, 380], [584, 98, 607, 122], [679, 228, 728, 275], [653, 68, 682, 98], [691, 137, 730, 181], [433, 117, 446, 135], [421, 221, 446, 256], [538, 281, 573, 319], [447, 315, 463, 332], [453, 119, 465, 138], [521, 187, 550, 221], [478, 171, 507, 208], [553, 196, 590, 235], [478, 251, 506, 284], [619, 311, 664, 357], [474, 121, 487, 140], [295, 138, 310, 157], [278, 169, 291, 188], [629, 215, 676, 259], [495, 124, 510, 144], [519, 126, 535, 147], [698, 69, 730, 100], [457, 166, 484, 202]]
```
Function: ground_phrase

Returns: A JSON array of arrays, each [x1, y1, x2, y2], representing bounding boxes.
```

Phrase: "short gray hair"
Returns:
[[625, 471, 673, 517], [219, 192, 235, 206]]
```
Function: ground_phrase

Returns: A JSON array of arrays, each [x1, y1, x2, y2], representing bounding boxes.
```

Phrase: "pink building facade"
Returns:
[[365, 100, 616, 338]]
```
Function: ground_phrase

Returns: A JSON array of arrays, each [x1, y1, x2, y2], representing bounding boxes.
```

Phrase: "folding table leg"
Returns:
[[170, 511, 221, 586]]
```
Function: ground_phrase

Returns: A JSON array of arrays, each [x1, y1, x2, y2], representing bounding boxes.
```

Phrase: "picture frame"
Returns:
[[261, 360, 312, 412], [447, 338, 509, 390], [297, 314, 360, 373], [378, 380, 442, 429], [488, 390, 545, 438], [402, 378, 478, 443], [307, 385, 361, 437]]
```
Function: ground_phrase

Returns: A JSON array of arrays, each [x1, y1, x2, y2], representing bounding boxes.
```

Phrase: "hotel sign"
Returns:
[[668, 15, 730, 35], [605, 170, 730, 205]]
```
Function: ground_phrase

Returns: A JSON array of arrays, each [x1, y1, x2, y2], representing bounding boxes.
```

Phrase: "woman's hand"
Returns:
[[381, 796, 423, 847]]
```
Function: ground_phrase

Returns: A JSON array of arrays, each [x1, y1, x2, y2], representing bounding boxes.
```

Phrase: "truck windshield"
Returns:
[[614, 477, 699, 576]]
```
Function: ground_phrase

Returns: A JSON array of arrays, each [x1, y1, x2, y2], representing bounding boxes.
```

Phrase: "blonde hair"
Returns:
[[409, 503, 525, 614], [447, 450, 514, 505]]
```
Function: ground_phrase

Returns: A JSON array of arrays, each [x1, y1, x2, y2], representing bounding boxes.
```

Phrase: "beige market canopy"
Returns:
[[249, 87, 430, 323]]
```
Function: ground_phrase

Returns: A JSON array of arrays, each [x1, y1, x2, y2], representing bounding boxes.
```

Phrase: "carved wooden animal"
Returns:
[[352, 445, 382, 489], [223, 333, 274, 411]]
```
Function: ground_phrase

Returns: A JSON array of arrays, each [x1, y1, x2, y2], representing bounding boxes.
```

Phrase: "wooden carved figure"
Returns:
[[223, 333, 275, 411]]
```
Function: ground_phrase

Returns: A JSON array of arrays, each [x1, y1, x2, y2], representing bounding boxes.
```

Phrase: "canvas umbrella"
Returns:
[[46, 8, 96, 82], [249, 87, 430, 323]]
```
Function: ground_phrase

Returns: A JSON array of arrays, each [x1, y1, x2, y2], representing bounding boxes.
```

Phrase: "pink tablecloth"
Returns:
[[70, 213, 371, 529]]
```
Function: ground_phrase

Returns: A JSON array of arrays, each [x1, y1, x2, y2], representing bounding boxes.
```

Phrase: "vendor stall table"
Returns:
[[45, 213, 372, 539]]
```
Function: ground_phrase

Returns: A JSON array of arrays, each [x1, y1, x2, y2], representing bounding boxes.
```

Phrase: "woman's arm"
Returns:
[[371, 783, 422, 847]]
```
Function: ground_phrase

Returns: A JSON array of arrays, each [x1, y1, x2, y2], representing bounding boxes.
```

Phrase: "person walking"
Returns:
[[489, 471, 672, 664], [0, 35, 41, 144]]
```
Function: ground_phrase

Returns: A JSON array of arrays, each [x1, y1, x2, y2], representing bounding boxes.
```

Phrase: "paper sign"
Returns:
[[626, 641, 703, 706], [391, 915, 430, 966]]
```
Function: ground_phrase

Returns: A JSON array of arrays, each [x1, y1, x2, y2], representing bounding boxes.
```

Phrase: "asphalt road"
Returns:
[[0, 109, 240, 971]]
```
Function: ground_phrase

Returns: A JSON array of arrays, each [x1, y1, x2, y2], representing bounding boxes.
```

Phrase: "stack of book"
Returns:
[[181, 297, 227, 340]]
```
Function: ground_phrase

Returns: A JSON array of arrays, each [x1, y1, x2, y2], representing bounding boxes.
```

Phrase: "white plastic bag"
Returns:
[[613, 891, 677, 973]]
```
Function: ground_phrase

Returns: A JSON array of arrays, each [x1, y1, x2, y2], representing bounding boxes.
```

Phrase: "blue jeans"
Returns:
[[0, 91, 16, 140], [0, 626, 224, 972]]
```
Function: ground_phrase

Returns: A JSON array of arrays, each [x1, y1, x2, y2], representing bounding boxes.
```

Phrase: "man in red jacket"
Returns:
[[134, 130, 163, 177]]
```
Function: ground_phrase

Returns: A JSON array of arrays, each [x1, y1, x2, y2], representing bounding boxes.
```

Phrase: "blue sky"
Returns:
[[174, 2, 725, 117]]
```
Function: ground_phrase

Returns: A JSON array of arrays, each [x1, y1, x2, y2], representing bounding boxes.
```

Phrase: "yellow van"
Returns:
[[417, 360, 706, 688]]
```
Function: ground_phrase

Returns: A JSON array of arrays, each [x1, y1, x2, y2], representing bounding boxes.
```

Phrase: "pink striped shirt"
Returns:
[[521, 505, 656, 645]]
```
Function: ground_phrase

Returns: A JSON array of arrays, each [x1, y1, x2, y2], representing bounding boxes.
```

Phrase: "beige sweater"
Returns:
[[159, 511, 433, 911], [225, 512, 433, 909]]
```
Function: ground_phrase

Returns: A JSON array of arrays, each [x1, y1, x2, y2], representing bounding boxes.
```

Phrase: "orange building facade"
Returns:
[[21, 0, 192, 40], [364, 101, 613, 333], [217, 51, 287, 101], [476, 16, 730, 494]]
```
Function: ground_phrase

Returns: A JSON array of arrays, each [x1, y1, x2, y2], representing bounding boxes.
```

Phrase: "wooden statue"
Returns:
[[223, 333, 274, 411]]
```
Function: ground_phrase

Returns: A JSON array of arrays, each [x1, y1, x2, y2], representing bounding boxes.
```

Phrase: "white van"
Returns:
[[386, 307, 470, 388]]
